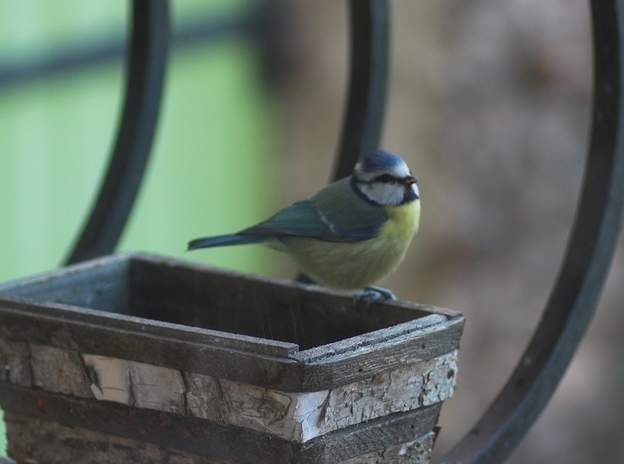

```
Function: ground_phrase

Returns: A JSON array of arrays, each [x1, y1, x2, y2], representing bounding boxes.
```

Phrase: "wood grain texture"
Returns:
[[2, 339, 457, 442], [0, 384, 295, 464], [343, 431, 435, 464], [0, 384, 441, 464], [0, 255, 131, 313], [83, 354, 131, 403], [0, 299, 462, 392], [30, 344, 92, 398], [4, 413, 435, 464], [5, 413, 218, 464], [317, 351, 458, 435], [0, 339, 31, 387], [297, 314, 447, 362], [298, 318, 463, 391], [0, 254, 297, 358], [0, 300, 301, 390], [297, 405, 441, 464], [0, 253, 463, 391], [182, 350, 456, 443], [129, 361, 186, 413], [184, 372, 328, 442], [0, 253, 463, 461]]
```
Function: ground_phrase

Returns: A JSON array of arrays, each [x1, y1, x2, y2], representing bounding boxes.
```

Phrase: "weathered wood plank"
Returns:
[[0, 252, 455, 355], [297, 314, 447, 362], [184, 372, 328, 442], [0, 254, 131, 314], [0, 339, 31, 387], [3, 339, 457, 442], [0, 253, 463, 391], [131, 253, 440, 339], [0, 252, 460, 461], [0, 383, 441, 464], [0, 254, 298, 357], [5, 413, 218, 464], [30, 344, 92, 398], [75, 354, 188, 413], [0, 383, 295, 464], [128, 361, 186, 413], [0, 298, 298, 358], [83, 354, 131, 403], [297, 404, 441, 464], [0, 298, 462, 391], [317, 351, 457, 435], [343, 431, 435, 464], [298, 317, 464, 390], [4, 413, 435, 464], [0, 303, 302, 389]]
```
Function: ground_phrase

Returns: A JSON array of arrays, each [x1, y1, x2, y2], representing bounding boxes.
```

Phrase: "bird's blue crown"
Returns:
[[360, 149, 403, 172]]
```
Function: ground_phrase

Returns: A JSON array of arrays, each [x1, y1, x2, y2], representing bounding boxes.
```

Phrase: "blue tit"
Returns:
[[188, 149, 420, 300]]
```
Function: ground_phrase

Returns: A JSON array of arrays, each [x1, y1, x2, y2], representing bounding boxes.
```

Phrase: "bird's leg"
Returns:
[[366, 286, 397, 300], [352, 286, 397, 303]]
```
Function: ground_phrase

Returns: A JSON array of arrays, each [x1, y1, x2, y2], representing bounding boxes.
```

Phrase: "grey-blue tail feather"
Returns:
[[187, 234, 266, 251]]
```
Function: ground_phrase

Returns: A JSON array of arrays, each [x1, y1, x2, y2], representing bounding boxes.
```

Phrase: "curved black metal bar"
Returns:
[[442, 2, 624, 462], [331, 0, 390, 181], [66, 0, 170, 264]]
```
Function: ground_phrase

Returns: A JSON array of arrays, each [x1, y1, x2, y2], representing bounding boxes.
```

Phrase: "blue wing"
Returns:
[[240, 178, 387, 242], [240, 200, 336, 239]]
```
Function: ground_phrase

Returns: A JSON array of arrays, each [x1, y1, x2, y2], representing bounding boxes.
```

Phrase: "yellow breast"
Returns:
[[379, 200, 420, 242], [280, 200, 420, 290]]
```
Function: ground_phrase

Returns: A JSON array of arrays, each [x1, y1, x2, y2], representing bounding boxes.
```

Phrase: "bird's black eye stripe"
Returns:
[[373, 174, 396, 183]]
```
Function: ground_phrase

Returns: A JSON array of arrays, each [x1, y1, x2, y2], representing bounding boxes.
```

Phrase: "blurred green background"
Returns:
[[0, 0, 275, 454]]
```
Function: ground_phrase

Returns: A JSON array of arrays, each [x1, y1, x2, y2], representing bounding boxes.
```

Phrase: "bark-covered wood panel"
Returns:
[[0, 342, 458, 442], [0, 254, 463, 391], [4, 413, 436, 464], [0, 253, 463, 463]]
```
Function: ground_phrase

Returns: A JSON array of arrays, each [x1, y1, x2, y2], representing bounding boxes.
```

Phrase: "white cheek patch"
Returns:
[[360, 182, 404, 206]]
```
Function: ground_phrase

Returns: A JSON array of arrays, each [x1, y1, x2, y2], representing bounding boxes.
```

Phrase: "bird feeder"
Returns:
[[0, 253, 463, 463]]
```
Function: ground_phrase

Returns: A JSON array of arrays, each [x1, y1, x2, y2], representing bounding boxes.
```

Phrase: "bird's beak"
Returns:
[[403, 176, 419, 199], [403, 176, 417, 186]]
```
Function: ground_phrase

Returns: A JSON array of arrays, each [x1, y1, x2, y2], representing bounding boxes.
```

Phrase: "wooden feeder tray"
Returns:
[[0, 253, 464, 464]]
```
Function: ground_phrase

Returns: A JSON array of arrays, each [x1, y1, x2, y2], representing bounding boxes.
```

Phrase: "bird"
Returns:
[[188, 149, 420, 301]]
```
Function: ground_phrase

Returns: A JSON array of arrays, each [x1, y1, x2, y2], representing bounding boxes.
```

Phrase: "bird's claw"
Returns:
[[352, 286, 396, 304]]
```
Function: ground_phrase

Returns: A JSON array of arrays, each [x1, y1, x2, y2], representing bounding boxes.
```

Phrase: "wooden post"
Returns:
[[0, 253, 464, 463]]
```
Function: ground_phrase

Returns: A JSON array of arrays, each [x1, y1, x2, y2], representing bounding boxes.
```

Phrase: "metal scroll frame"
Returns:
[[65, 0, 170, 264], [331, 0, 390, 180]]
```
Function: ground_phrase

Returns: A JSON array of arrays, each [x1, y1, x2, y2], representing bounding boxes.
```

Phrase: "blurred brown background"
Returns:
[[272, 1, 623, 462]]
